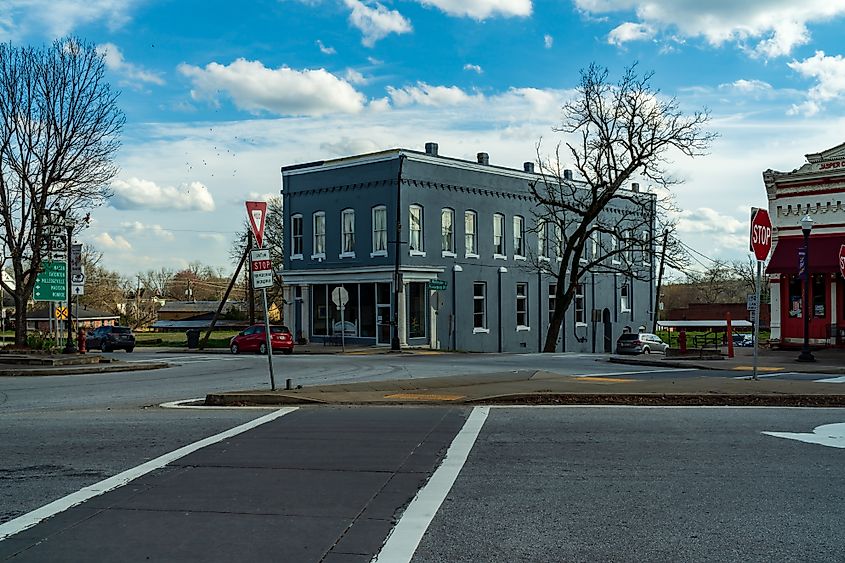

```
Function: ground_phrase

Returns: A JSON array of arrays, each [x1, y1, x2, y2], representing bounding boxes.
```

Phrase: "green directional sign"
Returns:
[[429, 279, 447, 291], [34, 260, 67, 302]]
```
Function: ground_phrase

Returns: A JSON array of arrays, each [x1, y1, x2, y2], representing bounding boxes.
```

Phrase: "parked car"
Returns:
[[230, 324, 294, 355], [732, 334, 754, 347], [615, 332, 669, 355], [87, 325, 136, 353]]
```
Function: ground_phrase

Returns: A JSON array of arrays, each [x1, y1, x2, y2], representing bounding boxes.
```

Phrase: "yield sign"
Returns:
[[245, 201, 267, 248], [839, 244, 845, 279]]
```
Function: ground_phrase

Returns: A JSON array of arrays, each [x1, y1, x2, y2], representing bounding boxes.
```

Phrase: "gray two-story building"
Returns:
[[280, 143, 655, 353]]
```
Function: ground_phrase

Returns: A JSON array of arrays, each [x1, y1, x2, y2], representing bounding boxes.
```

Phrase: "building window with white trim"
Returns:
[[341, 209, 355, 257], [548, 284, 557, 323], [555, 223, 563, 260], [591, 231, 599, 260], [473, 282, 488, 331], [641, 230, 650, 265], [441, 208, 455, 255], [575, 283, 586, 325], [465, 210, 477, 257], [516, 283, 529, 329], [312, 211, 325, 258], [513, 216, 525, 258], [611, 233, 620, 264], [493, 213, 505, 257], [620, 282, 630, 312], [625, 230, 633, 264], [409, 204, 424, 253], [372, 206, 387, 256], [538, 220, 548, 259], [291, 214, 303, 259]]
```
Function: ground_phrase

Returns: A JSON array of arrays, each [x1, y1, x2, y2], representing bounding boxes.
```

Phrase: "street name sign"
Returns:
[[746, 294, 757, 311], [250, 249, 274, 289], [245, 201, 268, 248], [749, 207, 773, 261], [34, 260, 67, 302], [429, 279, 447, 291]]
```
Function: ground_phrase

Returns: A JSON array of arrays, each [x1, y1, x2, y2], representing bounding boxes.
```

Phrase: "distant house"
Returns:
[[26, 305, 119, 332], [152, 300, 251, 331]]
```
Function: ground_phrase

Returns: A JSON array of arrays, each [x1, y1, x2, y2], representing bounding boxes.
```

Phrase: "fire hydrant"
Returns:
[[78, 328, 87, 353]]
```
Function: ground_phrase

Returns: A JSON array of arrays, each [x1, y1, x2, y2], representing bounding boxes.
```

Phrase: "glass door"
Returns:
[[377, 305, 391, 345]]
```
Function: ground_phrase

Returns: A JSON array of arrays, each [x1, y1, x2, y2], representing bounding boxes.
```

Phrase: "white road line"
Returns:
[[372, 406, 489, 563], [733, 373, 782, 379], [572, 368, 698, 377], [814, 376, 845, 383], [0, 407, 298, 542]]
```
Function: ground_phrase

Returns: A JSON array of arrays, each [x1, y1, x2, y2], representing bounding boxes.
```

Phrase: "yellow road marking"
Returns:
[[732, 366, 782, 372], [573, 377, 636, 383], [384, 393, 465, 401]]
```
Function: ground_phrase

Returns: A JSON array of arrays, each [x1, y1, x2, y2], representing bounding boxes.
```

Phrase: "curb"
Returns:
[[0, 362, 170, 377], [607, 356, 845, 375]]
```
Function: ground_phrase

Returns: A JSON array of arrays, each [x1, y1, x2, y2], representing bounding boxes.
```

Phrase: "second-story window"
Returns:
[[555, 223, 563, 259], [641, 231, 650, 265], [465, 210, 477, 256], [513, 215, 525, 257], [409, 204, 423, 252], [372, 206, 387, 255], [291, 214, 303, 258], [441, 208, 455, 254], [575, 283, 585, 324], [341, 209, 355, 256], [493, 213, 505, 256], [538, 220, 548, 258], [313, 211, 326, 257]]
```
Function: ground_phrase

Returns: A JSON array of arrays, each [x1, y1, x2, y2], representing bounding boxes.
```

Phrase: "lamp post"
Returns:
[[59, 212, 76, 354], [797, 214, 816, 362]]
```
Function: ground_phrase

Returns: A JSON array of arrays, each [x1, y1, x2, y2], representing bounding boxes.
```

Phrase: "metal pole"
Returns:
[[752, 260, 762, 380], [340, 303, 346, 353], [391, 155, 405, 351], [64, 222, 75, 353], [261, 288, 276, 390], [797, 228, 816, 362]]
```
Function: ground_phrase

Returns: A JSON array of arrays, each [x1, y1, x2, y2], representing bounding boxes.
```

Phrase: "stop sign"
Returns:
[[749, 207, 773, 261], [839, 244, 845, 278]]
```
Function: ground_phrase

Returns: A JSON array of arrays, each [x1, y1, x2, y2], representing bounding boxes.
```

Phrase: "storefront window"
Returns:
[[788, 275, 802, 318], [359, 283, 375, 337], [812, 274, 826, 318], [312, 284, 328, 335], [408, 282, 427, 338]]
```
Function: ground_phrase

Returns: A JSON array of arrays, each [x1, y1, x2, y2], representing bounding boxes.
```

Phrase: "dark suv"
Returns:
[[87, 325, 136, 352]]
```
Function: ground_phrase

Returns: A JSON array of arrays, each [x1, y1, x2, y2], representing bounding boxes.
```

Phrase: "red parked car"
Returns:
[[230, 324, 294, 355]]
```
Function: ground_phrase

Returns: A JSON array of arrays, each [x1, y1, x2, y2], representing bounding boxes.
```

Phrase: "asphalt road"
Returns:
[[2, 404, 843, 562]]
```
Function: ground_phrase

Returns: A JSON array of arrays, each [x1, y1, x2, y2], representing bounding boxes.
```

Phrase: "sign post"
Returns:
[[749, 207, 773, 381], [246, 201, 276, 391], [331, 287, 349, 352]]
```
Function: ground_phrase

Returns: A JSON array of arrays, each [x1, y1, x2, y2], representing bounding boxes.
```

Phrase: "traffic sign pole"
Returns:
[[749, 207, 773, 381], [262, 288, 276, 391]]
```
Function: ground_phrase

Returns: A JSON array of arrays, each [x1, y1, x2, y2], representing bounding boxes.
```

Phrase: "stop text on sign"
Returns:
[[252, 259, 272, 271], [752, 224, 771, 247], [749, 207, 773, 261]]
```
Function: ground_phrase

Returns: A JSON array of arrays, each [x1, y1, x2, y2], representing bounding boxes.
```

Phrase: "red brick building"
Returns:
[[764, 142, 845, 347]]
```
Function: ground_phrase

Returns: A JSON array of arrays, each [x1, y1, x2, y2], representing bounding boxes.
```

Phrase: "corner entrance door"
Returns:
[[377, 305, 392, 345]]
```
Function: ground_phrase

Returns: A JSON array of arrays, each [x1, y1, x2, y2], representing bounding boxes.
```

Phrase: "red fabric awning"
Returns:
[[766, 235, 845, 274]]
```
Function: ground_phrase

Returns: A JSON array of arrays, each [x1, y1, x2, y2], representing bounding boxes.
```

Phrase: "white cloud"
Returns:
[[0, 0, 139, 41], [316, 39, 336, 55], [198, 233, 227, 243], [676, 207, 744, 235], [243, 192, 278, 202], [720, 79, 773, 94], [608, 22, 654, 45], [97, 43, 165, 87], [94, 232, 132, 250], [344, 68, 368, 85], [178, 59, 366, 116], [343, 0, 412, 47], [121, 221, 175, 240], [463, 63, 483, 74], [543, 34, 553, 48], [787, 51, 845, 116], [388, 83, 481, 107], [415, 0, 531, 20], [110, 178, 216, 212], [575, 0, 845, 58]]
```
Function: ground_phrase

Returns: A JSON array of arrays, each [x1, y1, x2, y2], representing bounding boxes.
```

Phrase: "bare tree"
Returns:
[[730, 254, 770, 304], [0, 38, 123, 345], [530, 63, 714, 352], [230, 196, 285, 315]]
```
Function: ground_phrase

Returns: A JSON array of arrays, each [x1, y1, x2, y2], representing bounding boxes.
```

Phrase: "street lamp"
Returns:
[[797, 214, 816, 362]]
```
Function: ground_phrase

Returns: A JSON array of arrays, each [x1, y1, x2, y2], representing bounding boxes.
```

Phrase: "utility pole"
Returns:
[[391, 154, 405, 351], [651, 229, 669, 334]]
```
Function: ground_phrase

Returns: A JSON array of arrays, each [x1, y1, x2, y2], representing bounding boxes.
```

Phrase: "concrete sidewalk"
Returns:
[[205, 368, 845, 408], [609, 345, 845, 374]]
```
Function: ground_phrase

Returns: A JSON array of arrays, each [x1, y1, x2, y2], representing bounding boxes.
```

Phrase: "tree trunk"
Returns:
[[13, 294, 27, 346]]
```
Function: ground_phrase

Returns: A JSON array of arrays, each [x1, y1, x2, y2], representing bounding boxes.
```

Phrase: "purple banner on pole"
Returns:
[[798, 245, 807, 280]]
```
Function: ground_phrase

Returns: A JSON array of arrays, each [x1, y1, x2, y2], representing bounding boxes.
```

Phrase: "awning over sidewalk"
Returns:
[[766, 235, 845, 274]]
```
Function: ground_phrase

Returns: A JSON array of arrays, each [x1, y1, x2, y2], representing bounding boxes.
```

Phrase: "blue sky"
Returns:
[[4, 0, 845, 276]]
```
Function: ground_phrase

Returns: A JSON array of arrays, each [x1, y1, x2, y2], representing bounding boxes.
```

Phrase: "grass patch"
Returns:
[[134, 331, 241, 348]]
